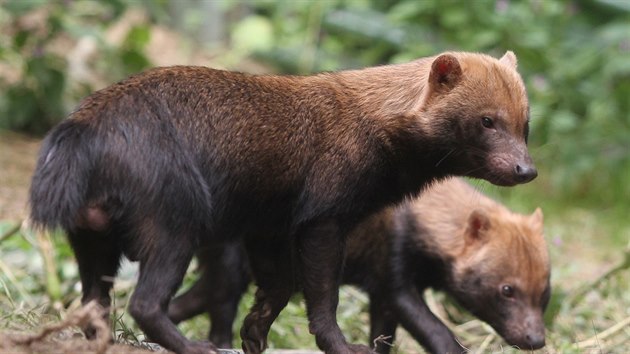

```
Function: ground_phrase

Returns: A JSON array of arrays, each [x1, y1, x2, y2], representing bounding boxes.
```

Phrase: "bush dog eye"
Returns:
[[501, 285, 515, 298], [482, 116, 494, 129]]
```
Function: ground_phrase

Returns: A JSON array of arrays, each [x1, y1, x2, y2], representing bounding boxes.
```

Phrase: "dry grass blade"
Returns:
[[32, 228, 62, 301], [475, 332, 495, 353], [575, 316, 630, 350], [569, 248, 630, 307], [372, 334, 393, 350], [0, 221, 22, 243], [0, 257, 34, 308]]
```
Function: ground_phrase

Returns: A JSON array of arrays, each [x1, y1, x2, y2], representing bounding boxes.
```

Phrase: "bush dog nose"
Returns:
[[515, 163, 537, 183], [525, 332, 545, 349]]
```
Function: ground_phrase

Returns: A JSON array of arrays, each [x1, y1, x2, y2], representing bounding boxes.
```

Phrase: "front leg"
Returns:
[[392, 288, 464, 354], [297, 220, 374, 354]]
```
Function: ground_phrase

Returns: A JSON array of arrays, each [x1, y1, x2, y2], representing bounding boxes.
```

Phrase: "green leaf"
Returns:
[[12, 30, 29, 50], [124, 25, 151, 49], [121, 49, 151, 75]]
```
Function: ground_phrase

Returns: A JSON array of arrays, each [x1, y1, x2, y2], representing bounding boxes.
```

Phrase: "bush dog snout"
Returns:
[[30, 51, 535, 354]]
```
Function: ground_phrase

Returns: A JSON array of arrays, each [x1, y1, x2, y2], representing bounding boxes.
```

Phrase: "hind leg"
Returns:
[[240, 239, 294, 354], [168, 270, 209, 325], [68, 230, 122, 339], [169, 242, 250, 348], [128, 227, 217, 354], [207, 242, 250, 348]]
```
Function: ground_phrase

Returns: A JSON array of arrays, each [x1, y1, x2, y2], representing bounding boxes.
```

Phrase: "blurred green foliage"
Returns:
[[3, 0, 627, 209], [0, 0, 151, 134], [231, 0, 630, 215]]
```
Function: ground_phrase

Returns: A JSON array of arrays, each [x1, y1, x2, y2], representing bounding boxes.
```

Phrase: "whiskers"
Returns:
[[435, 148, 457, 167]]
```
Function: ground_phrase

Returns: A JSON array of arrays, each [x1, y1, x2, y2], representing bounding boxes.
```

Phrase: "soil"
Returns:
[[0, 301, 163, 353], [0, 131, 40, 222]]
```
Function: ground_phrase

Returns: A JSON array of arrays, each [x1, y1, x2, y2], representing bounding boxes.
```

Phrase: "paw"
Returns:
[[240, 310, 269, 354], [242, 338, 265, 354], [240, 324, 267, 354]]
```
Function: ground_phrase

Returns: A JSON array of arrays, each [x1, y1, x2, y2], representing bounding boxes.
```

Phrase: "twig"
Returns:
[[10, 301, 111, 354], [575, 316, 630, 349], [569, 249, 630, 307], [475, 332, 495, 354]]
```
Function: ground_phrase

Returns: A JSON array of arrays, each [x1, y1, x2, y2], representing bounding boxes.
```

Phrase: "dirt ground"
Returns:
[[0, 131, 40, 221], [0, 301, 158, 354]]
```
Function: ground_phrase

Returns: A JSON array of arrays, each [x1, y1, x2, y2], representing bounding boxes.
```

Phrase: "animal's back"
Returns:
[[75, 66, 320, 178], [31, 66, 374, 239]]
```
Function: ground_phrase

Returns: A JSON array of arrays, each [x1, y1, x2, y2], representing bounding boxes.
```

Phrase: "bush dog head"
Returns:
[[453, 206, 550, 349], [337, 50, 536, 187], [387, 178, 550, 352], [419, 51, 536, 185]]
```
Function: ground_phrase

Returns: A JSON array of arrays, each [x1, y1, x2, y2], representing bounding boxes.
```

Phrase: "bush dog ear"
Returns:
[[499, 50, 518, 69], [429, 54, 463, 92], [530, 207, 544, 234], [464, 209, 491, 245]]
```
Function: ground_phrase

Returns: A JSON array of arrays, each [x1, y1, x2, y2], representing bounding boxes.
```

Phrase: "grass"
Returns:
[[0, 132, 628, 353], [0, 213, 628, 353]]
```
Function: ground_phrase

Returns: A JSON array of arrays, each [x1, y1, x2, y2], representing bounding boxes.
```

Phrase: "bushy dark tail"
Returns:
[[30, 117, 214, 238], [29, 119, 94, 231]]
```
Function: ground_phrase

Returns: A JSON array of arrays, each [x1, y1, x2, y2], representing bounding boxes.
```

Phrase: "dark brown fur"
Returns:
[[29, 52, 535, 354], [172, 178, 550, 353]]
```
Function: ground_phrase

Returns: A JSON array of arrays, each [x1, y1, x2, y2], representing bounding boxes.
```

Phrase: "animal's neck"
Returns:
[[334, 58, 453, 193], [334, 58, 432, 119]]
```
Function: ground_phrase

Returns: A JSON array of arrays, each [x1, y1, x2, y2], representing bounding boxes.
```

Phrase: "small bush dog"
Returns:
[[170, 177, 550, 353], [30, 51, 536, 354]]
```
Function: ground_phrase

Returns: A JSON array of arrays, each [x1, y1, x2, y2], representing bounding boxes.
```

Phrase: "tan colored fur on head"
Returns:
[[529, 207, 544, 234], [499, 51, 518, 69], [464, 209, 491, 246]]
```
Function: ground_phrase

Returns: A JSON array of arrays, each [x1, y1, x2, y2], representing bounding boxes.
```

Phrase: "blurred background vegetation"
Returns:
[[1, 0, 629, 212], [0, 0, 629, 353]]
